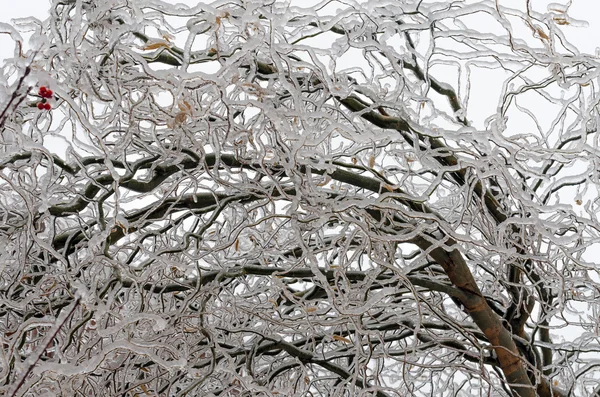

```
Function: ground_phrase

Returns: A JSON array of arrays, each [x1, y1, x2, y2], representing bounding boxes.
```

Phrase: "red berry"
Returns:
[[37, 102, 44, 110], [43, 103, 52, 110], [45, 90, 53, 98], [39, 86, 47, 93]]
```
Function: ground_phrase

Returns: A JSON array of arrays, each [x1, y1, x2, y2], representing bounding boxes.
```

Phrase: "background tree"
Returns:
[[1, 0, 599, 396]]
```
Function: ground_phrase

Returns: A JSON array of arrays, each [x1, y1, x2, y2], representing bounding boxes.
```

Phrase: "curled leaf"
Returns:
[[178, 100, 192, 113], [143, 40, 170, 50], [535, 27, 549, 40], [332, 335, 351, 343], [317, 176, 331, 187]]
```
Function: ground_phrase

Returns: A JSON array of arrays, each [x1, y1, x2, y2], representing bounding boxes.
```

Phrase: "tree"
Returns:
[[1, 0, 599, 395]]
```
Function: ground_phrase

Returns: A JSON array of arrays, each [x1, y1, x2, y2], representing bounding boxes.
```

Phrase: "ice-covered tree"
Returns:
[[1, 1, 599, 396]]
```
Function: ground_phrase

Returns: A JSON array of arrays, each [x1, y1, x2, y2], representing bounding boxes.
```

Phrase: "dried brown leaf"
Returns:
[[332, 335, 351, 343], [143, 41, 170, 50], [536, 27, 549, 40], [178, 100, 192, 113]]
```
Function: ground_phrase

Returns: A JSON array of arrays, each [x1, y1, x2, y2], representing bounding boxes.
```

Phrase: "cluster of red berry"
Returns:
[[36, 86, 53, 110]]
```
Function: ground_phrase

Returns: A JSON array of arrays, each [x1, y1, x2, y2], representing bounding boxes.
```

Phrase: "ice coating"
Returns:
[[0, 1, 600, 396]]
